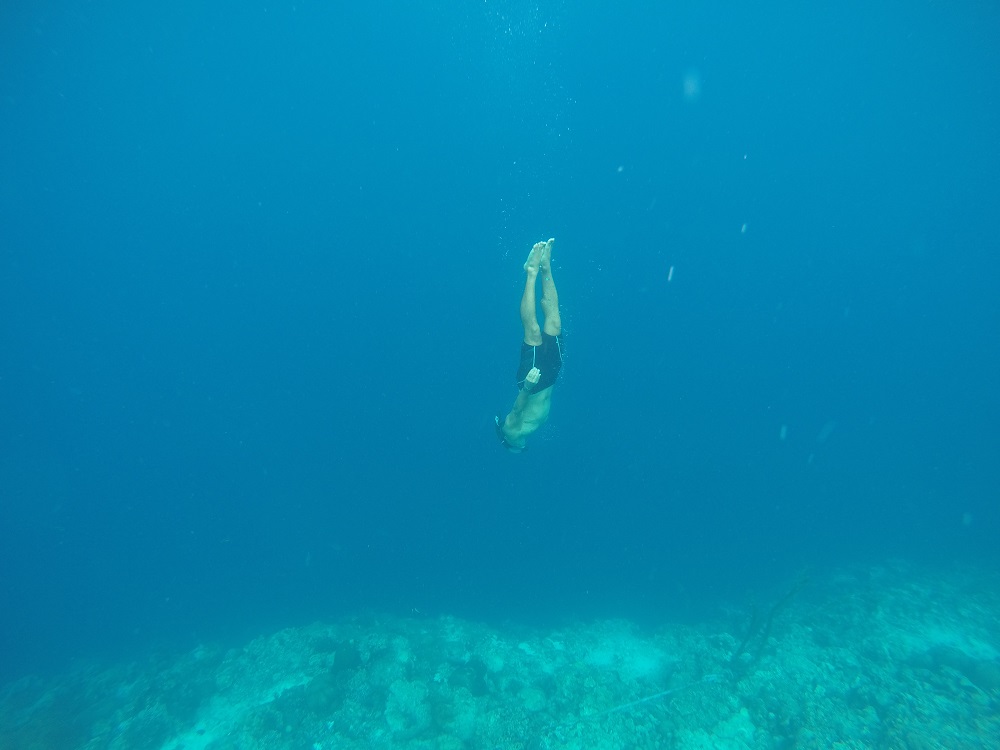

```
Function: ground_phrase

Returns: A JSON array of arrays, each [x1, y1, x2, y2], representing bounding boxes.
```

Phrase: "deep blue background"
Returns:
[[2, 0, 998, 679]]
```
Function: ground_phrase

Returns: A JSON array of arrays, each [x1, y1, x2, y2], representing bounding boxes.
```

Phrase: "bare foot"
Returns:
[[523, 241, 545, 274], [540, 237, 555, 273]]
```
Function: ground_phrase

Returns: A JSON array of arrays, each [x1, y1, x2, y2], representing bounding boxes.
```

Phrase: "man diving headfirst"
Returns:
[[495, 238, 563, 453]]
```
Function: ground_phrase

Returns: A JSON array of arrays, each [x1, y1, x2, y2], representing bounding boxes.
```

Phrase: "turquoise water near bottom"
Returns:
[[3, 561, 996, 750]]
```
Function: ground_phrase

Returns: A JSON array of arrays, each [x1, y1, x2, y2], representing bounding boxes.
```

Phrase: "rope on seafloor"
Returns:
[[544, 671, 726, 739]]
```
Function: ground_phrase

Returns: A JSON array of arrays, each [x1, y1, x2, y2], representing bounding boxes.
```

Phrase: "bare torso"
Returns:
[[502, 385, 554, 450]]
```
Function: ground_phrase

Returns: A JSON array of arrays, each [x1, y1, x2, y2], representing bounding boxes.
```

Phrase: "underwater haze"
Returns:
[[2, 0, 999, 727]]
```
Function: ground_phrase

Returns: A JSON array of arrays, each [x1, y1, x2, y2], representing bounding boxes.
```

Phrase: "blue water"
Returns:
[[2, 0, 997, 681]]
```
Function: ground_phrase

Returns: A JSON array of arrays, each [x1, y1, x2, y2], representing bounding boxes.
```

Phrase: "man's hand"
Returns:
[[525, 367, 541, 387]]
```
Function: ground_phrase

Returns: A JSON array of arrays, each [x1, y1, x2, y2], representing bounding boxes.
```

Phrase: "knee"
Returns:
[[524, 323, 542, 345]]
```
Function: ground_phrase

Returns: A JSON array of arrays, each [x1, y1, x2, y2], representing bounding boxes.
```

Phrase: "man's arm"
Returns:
[[507, 367, 541, 429]]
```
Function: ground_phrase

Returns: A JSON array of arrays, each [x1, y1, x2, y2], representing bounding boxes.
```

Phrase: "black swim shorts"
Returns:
[[516, 333, 563, 393]]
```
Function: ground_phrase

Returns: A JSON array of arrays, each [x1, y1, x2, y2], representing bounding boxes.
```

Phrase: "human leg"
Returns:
[[520, 242, 544, 345], [539, 238, 561, 336]]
